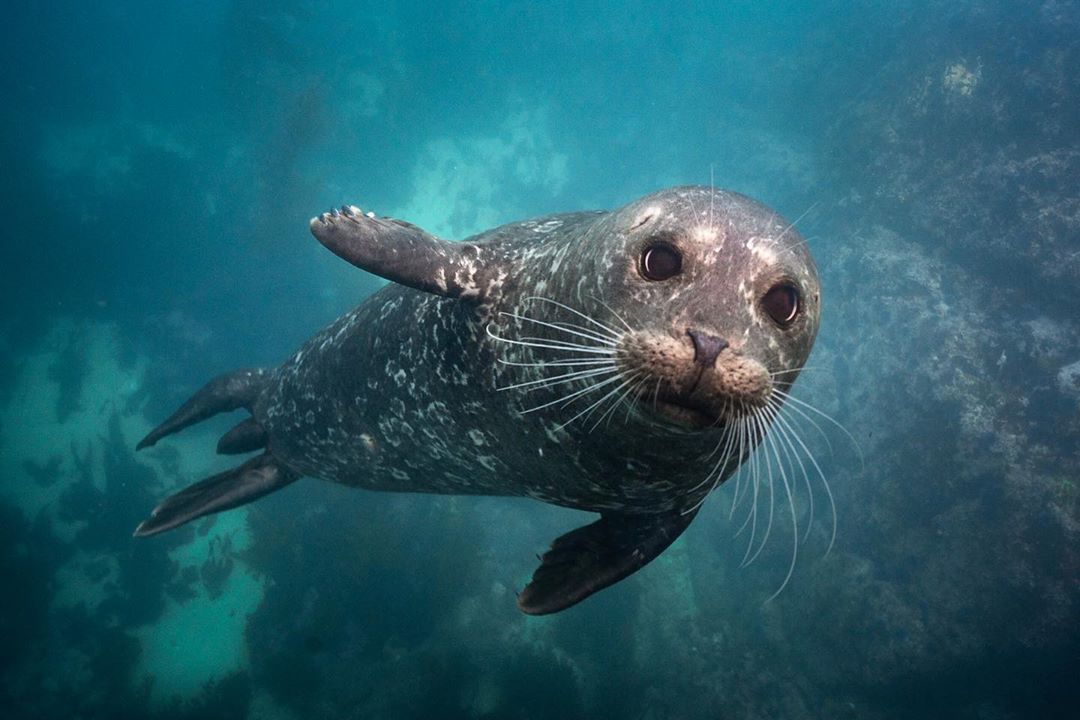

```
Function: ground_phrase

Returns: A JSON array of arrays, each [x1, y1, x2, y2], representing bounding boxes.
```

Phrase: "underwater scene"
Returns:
[[1, 1, 1078, 718]]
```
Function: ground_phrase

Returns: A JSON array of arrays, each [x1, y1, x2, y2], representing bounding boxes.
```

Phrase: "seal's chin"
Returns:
[[648, 398, 723, 430]]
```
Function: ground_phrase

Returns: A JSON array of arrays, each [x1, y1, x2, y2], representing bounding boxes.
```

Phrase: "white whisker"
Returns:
[[486, 325, 616, 356], [772, 407, 837, 554], [729, 415, 749, 519], [758, 406, 796, 591], [768, 366, 822, 377], [760, 402, 799, 602], [518, 335, 615, 352], [767, 399, 815, 542], [623, 375, 651, 424], [497, 365, 618, 393], [517, 372, 625, 415], [686, 188, 702, 228], [681, 402, 744, 516], [709, 165, 716, 232], [772, 387, 862, 463], [736, 414, 764, 559], [704, 398, 734, 460], [734, 419, 757, 535], [594, 373, 643, 430], [586, 295, 634, 334], [774, 201, 818, 251], [742, 410, 776, 568], [688, 417, 737, 497], [498, 311, 618, 347], [522, 296, 624, 340], [558, 374, 640, 431], [498, 358, 615, 369]]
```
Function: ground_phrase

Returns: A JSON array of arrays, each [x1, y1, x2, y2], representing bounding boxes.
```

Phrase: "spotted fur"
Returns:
[[137, 185, 821, 613]]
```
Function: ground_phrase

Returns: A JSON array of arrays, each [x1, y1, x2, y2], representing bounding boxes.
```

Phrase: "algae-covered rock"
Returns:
[[1057, 360, 1080, 399]]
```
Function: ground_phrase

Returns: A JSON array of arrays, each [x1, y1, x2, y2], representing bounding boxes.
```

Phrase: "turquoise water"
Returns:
[[2, 2, 1078, 718]]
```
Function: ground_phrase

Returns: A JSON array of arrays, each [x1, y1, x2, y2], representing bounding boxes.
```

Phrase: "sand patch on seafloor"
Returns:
[[0, 318, 152, 530], [132, 509, 265, 706], [0, 318, 267, 706]]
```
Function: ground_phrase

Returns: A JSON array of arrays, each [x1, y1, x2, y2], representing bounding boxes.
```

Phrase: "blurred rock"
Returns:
[[1058, 360, 1080, 398]]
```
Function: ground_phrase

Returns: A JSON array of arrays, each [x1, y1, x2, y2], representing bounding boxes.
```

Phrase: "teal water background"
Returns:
[[1, 2, 1077, 718]]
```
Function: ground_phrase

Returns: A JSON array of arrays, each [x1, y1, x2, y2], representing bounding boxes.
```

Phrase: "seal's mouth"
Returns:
[[647, 396, 724, 430]]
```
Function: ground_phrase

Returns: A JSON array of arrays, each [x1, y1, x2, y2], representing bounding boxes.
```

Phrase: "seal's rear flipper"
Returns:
[[310, 206, 498, 302], [133, 453, 297, 537], [136, 368, 268, 451], [517, 507, 699, 615], [217, 417, 268, 455]]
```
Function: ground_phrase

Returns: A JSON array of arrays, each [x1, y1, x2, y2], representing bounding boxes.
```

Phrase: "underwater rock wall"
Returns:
[[828, 1, 1080, 303], [801, 2, 1080, 709]]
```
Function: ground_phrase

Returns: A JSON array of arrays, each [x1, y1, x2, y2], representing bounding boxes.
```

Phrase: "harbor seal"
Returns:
[[135, 186, 820, 614]]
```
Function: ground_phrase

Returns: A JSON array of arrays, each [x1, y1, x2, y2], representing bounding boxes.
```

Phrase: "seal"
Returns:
[[135, 186, 821, 614]]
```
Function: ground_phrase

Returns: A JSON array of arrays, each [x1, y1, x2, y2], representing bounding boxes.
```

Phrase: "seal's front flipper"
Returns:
[[310, 206, 495, 302], [133, 453, 297, 537], [517, 508, 699, 615]]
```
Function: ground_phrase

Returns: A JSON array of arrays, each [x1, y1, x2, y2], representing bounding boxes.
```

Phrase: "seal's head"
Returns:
[[564, 186, 820, 431]]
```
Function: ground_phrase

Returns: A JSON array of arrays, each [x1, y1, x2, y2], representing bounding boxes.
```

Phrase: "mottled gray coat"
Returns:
[[136, 186, 820, 614]]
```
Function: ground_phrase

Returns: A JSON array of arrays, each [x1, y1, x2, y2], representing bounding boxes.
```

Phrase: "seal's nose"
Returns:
[[688, 330, 728, 367]]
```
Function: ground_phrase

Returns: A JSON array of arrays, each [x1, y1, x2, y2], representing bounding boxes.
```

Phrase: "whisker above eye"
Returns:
[[773, 201, 818, 254]]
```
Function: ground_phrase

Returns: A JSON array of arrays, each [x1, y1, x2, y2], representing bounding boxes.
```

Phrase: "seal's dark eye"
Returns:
[[762, 284, 799, 326], [640, 243, 682, 281]]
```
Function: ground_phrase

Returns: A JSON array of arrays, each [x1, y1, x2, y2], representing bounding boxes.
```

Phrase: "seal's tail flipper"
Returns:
[[517, 507, 700, 615], [136, 368, 269, 451], [134, 368, 289, 537], [133, 453, 297, 537]]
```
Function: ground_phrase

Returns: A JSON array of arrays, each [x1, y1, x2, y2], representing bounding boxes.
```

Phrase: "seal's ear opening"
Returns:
[[310, 206, 492, 302]]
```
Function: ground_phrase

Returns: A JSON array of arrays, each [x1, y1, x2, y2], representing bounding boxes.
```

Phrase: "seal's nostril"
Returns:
[[687, 330, 728, 367]]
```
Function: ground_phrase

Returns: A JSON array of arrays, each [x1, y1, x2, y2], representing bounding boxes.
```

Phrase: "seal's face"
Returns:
[[581, 187, 820, 432]]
